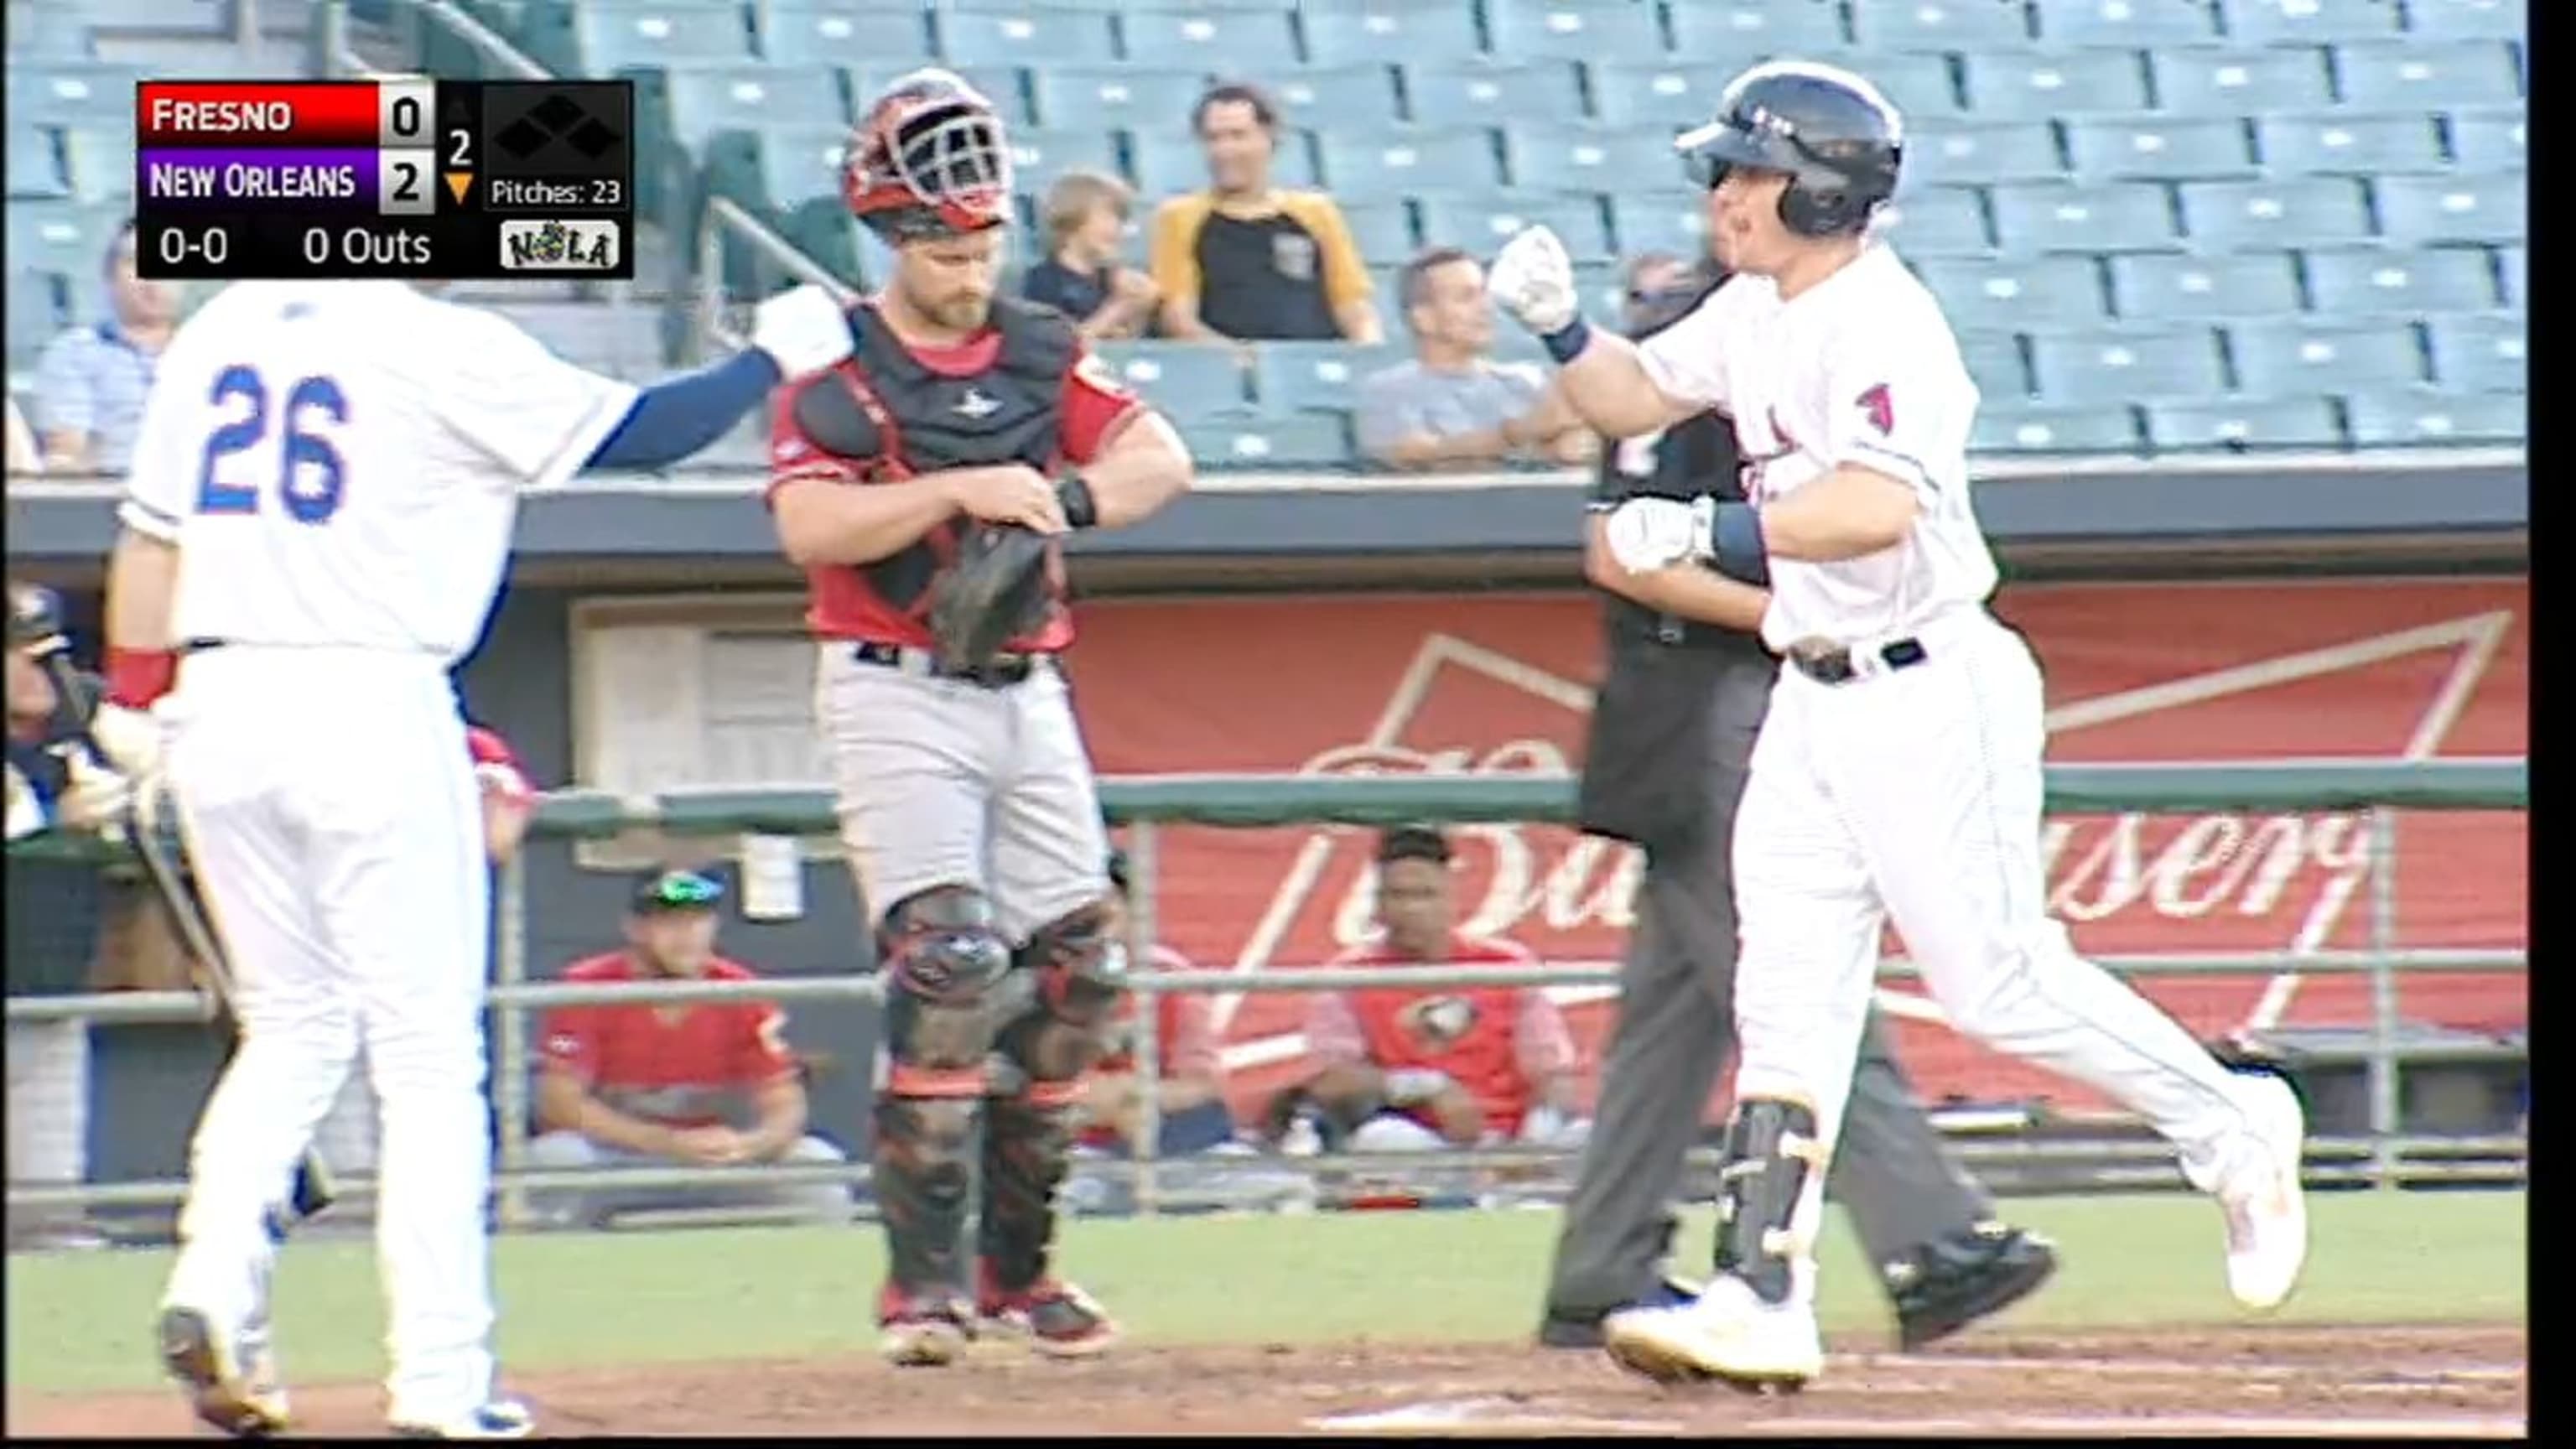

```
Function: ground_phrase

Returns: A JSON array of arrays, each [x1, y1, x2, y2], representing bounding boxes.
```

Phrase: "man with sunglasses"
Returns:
[[526, 870, 852, 1229]]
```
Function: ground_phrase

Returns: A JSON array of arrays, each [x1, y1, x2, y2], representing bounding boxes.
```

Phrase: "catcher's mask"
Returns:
[[844, 67, 1015, 245]]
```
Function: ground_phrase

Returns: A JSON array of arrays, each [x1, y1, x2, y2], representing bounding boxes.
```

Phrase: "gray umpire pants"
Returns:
[[1544, 653, 1993, 1317]]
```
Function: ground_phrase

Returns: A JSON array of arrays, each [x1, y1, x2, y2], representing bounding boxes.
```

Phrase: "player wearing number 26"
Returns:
[[97, 277, 857, 1438], [1484, 60, 2311, 1394]]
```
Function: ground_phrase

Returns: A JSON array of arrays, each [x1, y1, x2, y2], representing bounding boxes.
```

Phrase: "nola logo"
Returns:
[[499, 219, 620, 272]]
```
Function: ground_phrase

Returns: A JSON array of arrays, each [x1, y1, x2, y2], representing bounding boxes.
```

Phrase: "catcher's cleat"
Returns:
[[157, 1306, 291, 1437], [1888, 1222, 2060, 1351], [878, 1285, 975, 1368], [976, 1264, 1119, 1358]]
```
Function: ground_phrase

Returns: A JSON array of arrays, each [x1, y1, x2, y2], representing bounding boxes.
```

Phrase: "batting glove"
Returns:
[[750, 284, 856, 378], [55, 756, 132, 834], [1603, 496, 1715, 573], [88, 700, 167, 784], [1487, 226, 1580, 336]]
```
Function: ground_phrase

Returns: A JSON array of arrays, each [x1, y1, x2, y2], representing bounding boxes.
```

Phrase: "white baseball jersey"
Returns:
[[1635, 243, 1999, 652], [119, 281, 640, 665]]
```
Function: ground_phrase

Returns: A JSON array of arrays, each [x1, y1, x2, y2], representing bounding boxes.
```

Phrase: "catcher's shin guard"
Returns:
[[1712, 1098, 1831, 1306], [977, 904, 1123, 1291], [874, 886, 1021, 1299]]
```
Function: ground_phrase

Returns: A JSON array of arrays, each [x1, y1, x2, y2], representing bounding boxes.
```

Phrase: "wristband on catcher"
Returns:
[[104, 647, 176, 709], [1540, 314, 1594, 366], [1056, 474, 1100, 530]]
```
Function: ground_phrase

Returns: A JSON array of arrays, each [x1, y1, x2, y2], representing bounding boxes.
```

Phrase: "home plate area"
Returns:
[[9, 1322, 2524, 1438]]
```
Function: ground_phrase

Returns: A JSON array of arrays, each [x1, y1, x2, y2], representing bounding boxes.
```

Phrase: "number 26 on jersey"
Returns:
[[195, 366, 351, 523]]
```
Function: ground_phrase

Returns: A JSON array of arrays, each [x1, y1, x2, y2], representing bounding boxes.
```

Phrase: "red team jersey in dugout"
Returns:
[[1306, 934, 1576, 1136], [763, 314, 1143, 652], [539, 954, 798, 1127]]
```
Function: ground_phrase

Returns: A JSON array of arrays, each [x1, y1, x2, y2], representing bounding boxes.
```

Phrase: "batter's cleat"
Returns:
[[1888, 1222, 2060, 1351], [157, 1306, 291, 1437], [976, 1270, 1119, 1358], [1602, 1275, 1823, 1394], [2216, 1072, 2309, 1311], [1536, 1274, 1700, 1350], [387, 1400, 536, 1439], [878, 1285, 975, 1368]]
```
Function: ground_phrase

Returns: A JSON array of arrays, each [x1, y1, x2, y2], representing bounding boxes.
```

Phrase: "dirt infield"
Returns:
[[8, 1322, 2524, 1438]]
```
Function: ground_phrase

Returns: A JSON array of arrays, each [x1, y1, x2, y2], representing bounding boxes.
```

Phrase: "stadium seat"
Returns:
[[1990, 182, 2180, 252], [2029, 329, 2227, 403], [1848, 0, 2036, 51], [1316, 128, 1502, 201], [1826, 53, 1968, 122], [1973, 403, 2144, 453], [1912, 255, 2110, 331], [1587, 61, 1722, 127], [2496, 243, 2522, 308], [2148, 47, 2334, 114], [1488, 0, 1667, 60], [2333, 42, 2523, 108], [2303, 247, 2499, 318], [1885, 185, 1997, 254], [2064, 117, 2255, 180], [664, 64, 848, 151], [1665, 0, 1852, 58], [2399, 0, 2528, 41], [1503, 125, 1675, 194], [2253, 112, 2444, 174], [2372, 172, 2524, 245], [1959, 331, 2033, 399], [1904, 122, 2069, 187], [1005, 128, 1124, 193], [1405, 60, 1588, 129], [2342, 389, 2524, 446], [7, 122, 65, 199], [1025, 65, 1203, 132], [2218, 0, 2405, 42], [1607, 192, 1706, 262], [2176, 177, 2375, 247], [2423, 314, 2527, 392], [7, 269, 63, 371], [1250, 340, 1405, 415], [10, 64, 147, 127], [1179, 414, 1355, 469], [1336, 199, 1420, 264], [5, 201, 123, 300], [2109, 251, 2303, 319], [9, 2, 91, 58], [2031, 0, 2223, 47], [1094, 340, 1254, 421], [2446, 108, 2525, 171], [2142, 397, 2345, 449], [1122, 7, 1300, 68], [758, 3, 936, 64], [2227, 320, 2427, 394], [1274, 65, 1405, 132], [848, 62, 1031, 126], [1301, 1, 1484, 68], [522, 2, 754, 75], [1416, 193, 1613, 263], [1961, 50, 2153, 120], [934, 4, 1118, 66], [742, 123, 852, 217], [1129, 127, 1322, 194], [55, 124, 135, 206]]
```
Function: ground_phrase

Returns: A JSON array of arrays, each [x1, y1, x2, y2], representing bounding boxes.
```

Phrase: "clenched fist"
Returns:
[[1602, 496, 1715, 573], [1486, 226, 1579, 335]]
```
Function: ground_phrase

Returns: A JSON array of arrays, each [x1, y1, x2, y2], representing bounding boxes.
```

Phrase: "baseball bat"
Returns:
[[12, 599, 340, 1226]]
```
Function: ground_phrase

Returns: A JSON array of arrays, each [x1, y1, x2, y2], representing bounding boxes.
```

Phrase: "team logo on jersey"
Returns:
[[1400, 995, 1479, 1051], [953, 387, 1001, 419], [1856, 382, 1895, 435], [1074, 351, 1130, 397]]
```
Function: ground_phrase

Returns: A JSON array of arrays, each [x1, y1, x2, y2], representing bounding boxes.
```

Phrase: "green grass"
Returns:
[[5, 1191, 2526, 1394]]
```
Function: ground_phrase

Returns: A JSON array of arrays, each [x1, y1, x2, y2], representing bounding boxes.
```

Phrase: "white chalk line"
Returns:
[[1841, 1352, 2526, 1384], [1709, 1414, 2525, 1439]]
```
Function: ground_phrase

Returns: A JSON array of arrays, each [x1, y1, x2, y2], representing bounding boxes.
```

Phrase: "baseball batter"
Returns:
[[761, 70, 1194, 1367], [95, 276, 854, 1437], [1483, 60, 2309, 1391]]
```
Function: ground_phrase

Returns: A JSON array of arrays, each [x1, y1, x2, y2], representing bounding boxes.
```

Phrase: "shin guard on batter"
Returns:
[[1712, 1098, 1831, 1307]]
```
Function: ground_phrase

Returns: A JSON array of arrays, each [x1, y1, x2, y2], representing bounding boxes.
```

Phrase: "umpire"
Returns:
[[1535, 257, 2058, 1352]]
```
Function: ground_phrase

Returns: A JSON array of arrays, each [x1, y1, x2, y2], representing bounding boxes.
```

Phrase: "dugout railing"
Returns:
[[3, 760, 2530, 1224]]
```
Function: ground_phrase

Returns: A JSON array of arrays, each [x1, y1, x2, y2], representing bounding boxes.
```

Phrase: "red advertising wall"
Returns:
[[1063, 579, 2529, 1122]]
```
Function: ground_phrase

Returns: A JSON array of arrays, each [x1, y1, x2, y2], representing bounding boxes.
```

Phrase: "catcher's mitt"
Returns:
[[927, 522, 1052, 673]]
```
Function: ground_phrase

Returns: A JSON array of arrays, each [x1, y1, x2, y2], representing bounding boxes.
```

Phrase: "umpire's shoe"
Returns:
[[879, 1285, 976, 1368], [157, 1305, 291, 1437], [1887, 1221, 2060, 1352], [976, 1260, 1119, 1358], [1536, 1274, 1699, 1349]]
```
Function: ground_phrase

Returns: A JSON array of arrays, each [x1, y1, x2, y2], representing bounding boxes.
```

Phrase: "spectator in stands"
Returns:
[[1023, 171, 1161, 340], [6, 397, 39, 477], [1357, 246, 1593, 471], [525, 869, 853, 1228], [33, 218, 175, 476], [1296, 825, 1589, 1152], [1073, 848, 1238, 1158], [1150, 81, 1381, 346]]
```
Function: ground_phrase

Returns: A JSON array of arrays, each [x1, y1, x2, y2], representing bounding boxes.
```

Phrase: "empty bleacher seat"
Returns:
[[1006, 128, 1123, 192], [1848, 0, 2035, 50], [7, 122, 65, 200], [1819, 52, 1966, 121], [1973, 403, 2143, 453], [744, 124, 854, 216], [1504, 124, 1674, 193], [1962, 49, 2152, 120], [1607, 192, 1706, 261], [935, 3, 1118, 66], [2143, 397, 2345, 449], [1665, 0, 1852, 57], [2064, 117, 2255, 179], [2496, 243, 2523, 307], [1416, 193, 1613, 262], [7, 269, 64, 372], [55, 124, 135, 205], [1913, 255, 2109, 330], [2176, 176, 2375, 247], [1488, 0, 1666, 60], [1275, 65, 1405, 131], [2333, 41, 2523, 108], [1301, 0, 1483, 67], [2110, 250, 2303, 319], [1251, 340, 1403, 414], [2303, 247, 2500, 317], [2219, 0, 2405, 42], [10, 64, 147, 127], [1587, 61, 1722, 127], [849, 62, 1031, 126], [2148, 47, 2334, 113], [2373, 172, 2523, 244], [2343, 389, 2522, 445], [1960, 331, 2034, 398], [1026, 65, 1203, 131], [2423, 314, 2527, 391], [1886, 185, 1997, 254], [2447, 108, 2525, 171], [1121, 6, 1299, 67], [1095, 340, 1254, 421], [5, 200, 123, 287], [1180, 414, 1354, 468], [2227, 319, 2427, 393], [1316, 127, 1501, 200], [1129, 127, 1322, 194], [1905, 122, 2069, 187], [1406, 60, 1588, 128], [2399, 0, 2527, 41], [525, 1, 754, 75], [2254, 112, 2444, 174], [759, 3, 936, 64], [2031, 328, 2226, 402], [665, 65, 848, 151], [1990, 181, 2179, 252], [2032, 0, 2223, 47], [1336, 199, 1419, 263], [508, 300, 666, 379]]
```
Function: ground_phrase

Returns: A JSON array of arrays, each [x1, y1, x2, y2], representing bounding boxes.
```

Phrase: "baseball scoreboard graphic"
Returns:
[[133, 78, 636, 281]]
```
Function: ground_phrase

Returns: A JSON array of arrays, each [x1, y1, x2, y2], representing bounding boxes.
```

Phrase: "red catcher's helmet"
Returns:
[[844, 67, 1014, 243]]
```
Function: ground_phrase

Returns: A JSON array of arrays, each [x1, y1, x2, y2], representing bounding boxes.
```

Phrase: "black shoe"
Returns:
[[1535, 1274, 1697, 1350], [1888, 1221, 2059, 1352]]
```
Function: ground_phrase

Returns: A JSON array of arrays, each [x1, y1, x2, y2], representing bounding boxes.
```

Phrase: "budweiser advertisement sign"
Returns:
[[1064, 579, 2528, 1121]]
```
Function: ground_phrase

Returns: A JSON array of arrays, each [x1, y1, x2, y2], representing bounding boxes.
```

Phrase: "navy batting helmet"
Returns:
[[1675, 60, 1904, 240]]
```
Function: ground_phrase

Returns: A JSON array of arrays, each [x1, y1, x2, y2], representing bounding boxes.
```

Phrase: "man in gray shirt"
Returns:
[[1356, 247, 1592, 471]]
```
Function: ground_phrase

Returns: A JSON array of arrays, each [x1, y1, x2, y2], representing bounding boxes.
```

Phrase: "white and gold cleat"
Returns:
[[1602, 1276, 1823, 1394], [157, 1306, 292, 1437]]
